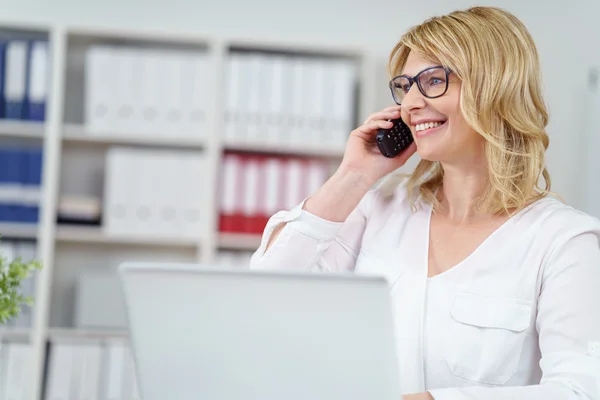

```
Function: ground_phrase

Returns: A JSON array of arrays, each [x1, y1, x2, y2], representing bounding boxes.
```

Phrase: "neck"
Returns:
[[435, 140, 494, 224], [437, 167, 487, 223]]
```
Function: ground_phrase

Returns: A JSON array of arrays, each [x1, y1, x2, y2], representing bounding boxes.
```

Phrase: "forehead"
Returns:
[[400, 51, 439, 76]]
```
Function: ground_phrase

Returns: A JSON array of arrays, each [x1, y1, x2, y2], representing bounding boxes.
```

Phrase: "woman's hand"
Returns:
[[403, 392, 434, 400], [338, 105, 417, 187]]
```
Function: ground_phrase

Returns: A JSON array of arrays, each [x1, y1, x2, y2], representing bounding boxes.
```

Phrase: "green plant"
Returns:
[[0, 250, 42, 326]]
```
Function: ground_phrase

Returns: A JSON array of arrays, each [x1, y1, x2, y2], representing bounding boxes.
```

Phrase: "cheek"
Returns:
[[400, 109, 410, 125]]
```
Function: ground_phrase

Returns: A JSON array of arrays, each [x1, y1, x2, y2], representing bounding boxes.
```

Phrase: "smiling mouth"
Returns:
[[414, 121, 446, 136]]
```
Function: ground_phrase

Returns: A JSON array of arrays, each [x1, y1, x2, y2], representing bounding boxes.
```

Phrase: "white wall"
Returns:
[[1, 0, 598, 208]]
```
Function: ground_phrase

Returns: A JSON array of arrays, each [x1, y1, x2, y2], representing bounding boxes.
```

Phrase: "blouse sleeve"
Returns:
[[248, 189, 379, 273], [428, 215, 600, 400]]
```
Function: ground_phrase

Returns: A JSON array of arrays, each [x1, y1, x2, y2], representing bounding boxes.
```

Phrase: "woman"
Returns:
[[249, 6, 600, 400]]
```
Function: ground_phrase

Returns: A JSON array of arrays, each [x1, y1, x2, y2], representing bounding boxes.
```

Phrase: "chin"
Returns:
[[415, 142, 446, 162]]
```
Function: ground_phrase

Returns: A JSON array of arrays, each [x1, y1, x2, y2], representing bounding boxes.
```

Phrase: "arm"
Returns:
[[249, 169, 376, 273], [428, 219, 600, 400], [250, 105, 416, 271]]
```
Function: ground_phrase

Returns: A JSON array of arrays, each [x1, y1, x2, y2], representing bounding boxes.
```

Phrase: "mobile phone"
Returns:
[[375, 117, 414, 158]]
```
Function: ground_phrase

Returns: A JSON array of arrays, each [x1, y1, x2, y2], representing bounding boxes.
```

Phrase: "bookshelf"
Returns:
[[0, 120, 45, 138], [0, 19, 379, 400]]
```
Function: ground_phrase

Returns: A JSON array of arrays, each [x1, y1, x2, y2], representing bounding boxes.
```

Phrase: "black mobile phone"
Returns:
[[375, 117, 414, 158]]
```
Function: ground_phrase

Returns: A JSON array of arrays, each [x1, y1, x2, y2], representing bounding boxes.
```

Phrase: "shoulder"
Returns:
[[518, 196, 600, 238], [515, 196, 600, 262]]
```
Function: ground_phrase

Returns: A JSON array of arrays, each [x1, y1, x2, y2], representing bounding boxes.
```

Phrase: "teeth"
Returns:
[[415, 121, 443, 132]]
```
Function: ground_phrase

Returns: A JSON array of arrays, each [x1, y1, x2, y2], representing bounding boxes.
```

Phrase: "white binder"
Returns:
[[4, 40, 27, 119]]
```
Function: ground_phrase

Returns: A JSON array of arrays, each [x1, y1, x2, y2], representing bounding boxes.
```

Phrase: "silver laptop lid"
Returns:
[[119, 262, 401, 400]]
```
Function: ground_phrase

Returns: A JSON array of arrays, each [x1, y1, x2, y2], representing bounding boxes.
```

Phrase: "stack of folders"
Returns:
[[103, 147, 206, 239], [85, 45, 210, 138], [0, 342, 34, 399], [0, 146, 43, 224], [224, 52, 358, 151], [44, 340, 140, 400], [218, 151, 334, 235], [0, 239, 37, 328], [0, 39, 49, 121]]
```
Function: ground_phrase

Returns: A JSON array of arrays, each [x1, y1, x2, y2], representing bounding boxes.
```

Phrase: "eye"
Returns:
[[393, 82, 411, 94], [429, 77, 444, 85]]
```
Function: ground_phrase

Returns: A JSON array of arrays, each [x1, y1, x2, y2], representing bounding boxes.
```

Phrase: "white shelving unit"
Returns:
[[0, 19, 380, 400], [0, 120, 45, 138]]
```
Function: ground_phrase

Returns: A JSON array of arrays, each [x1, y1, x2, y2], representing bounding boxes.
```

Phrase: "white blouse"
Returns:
[[249, 180, 600, 399]]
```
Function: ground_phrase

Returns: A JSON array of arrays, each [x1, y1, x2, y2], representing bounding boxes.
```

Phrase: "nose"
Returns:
[[401, 83, 426, 114]]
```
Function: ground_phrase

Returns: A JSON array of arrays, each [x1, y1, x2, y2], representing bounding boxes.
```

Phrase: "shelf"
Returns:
[[65, 25, 212, 48], [47, 327, 129, 342], [222, 141, 345, 159], [0, 120, 45, 139], [218, 232, 262, 251], [0, 18, 51, 34], [62, 124, 208, 149], [226, 37, 365, 59], [0, 327, 31, 342], [0, 222, 38, 240], [55, 225, 200, 248]]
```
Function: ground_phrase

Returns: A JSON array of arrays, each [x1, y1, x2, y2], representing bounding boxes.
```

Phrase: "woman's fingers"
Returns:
[[354, 119, 393, 136], [363, 108, 402, 125]]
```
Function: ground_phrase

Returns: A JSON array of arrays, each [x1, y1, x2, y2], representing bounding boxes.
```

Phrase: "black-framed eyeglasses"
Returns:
[[389, 66, 452, 105]]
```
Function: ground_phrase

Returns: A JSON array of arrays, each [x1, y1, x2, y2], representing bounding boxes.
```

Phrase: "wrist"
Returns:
[[302, 168, 373, 223], [333, 165, 377, 191]]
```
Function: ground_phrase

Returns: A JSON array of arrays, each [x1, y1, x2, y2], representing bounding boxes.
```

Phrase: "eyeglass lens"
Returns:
[[391, 67, 448, 104]]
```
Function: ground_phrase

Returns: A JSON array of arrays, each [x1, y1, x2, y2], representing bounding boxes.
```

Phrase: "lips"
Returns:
[[415, 121, 444, 132], [413, 120, 447, 138]]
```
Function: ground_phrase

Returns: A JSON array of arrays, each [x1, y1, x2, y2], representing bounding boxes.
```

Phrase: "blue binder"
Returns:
[[21, 147, 43, 223], [0, 40, 7, 119], [0, 147, 24, 222], [4, 40, 28, 120], [26, 40, 48, 122]]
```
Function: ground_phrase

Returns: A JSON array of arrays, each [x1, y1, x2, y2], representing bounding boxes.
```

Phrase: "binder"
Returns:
[[4, 40, 28, 120], [283, 157, 306, 211], [245, 54, 265, 144], [85, 45, 116, 133], [304, 59, 327, 144], [76, 344, 103, 400], [265, 55, 285, 144], [3, 343, 32, 400], [219, 152, 243, 233], [21, 147, 43, 223], [138, 49, 162, 135], [0, 40, 7, 119], [288, 57, 307, 147], [103, 341, 128, 400], [261, 156, 284, 232], [26, 40, 49, 121], [104, 147, 206, 238], [0, 147, 24, 222], [161, 50, 186, 136], [44, 343, 75, 400], [240, 155, 262, 233], [113, 47, 139, 134], [185, 53, 209, 139], [330, 60, 357, 148], [224, 53, 242, 143]]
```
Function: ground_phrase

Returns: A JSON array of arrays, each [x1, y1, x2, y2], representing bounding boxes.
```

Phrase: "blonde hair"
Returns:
[[382, 6, 552, 215]]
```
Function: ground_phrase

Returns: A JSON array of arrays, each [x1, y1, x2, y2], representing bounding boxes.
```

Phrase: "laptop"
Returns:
[[118, 261, 402, 400]]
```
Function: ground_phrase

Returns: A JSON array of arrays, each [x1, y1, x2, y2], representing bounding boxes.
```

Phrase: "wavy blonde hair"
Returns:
[[382, 6, 552, 215]]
